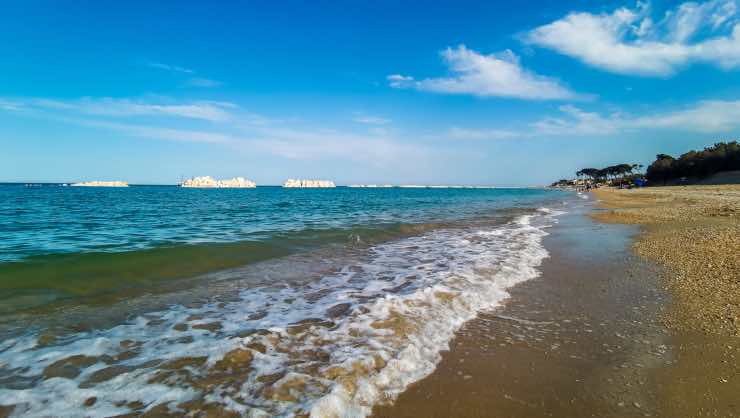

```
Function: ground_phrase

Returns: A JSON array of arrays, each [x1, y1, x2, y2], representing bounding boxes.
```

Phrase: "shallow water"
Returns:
[[0, 185, 570, 417]]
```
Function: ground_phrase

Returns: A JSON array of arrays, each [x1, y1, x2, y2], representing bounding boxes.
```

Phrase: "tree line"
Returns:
[[576, 164, 642, 182], [550, 163, 642, 188], [645, 141, 740, 184]]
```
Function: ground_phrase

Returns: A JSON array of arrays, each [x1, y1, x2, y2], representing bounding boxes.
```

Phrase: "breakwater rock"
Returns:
[[71, 181, 129, 187], [282, 179, 336, 188], [181, 176, 256, 188]]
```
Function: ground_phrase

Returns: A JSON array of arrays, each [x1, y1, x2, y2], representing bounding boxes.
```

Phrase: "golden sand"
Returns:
[[593, 185, 740, 417], [592, 185, 740, 336]]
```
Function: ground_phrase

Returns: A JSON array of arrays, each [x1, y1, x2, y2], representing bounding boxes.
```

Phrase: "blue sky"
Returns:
[[2, 0, 740, 185]]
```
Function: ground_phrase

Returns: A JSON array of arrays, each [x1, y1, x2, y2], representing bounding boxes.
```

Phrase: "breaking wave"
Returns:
[[0, 209, 562, 417]]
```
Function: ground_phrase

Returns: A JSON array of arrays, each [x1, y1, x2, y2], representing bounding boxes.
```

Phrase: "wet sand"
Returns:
[[376, 187, 740, 418], [375, 200, 671, 417]]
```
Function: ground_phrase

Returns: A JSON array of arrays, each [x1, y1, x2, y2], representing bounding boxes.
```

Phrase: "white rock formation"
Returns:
[[181, 176, 256, 188], [71, 181, 129, 187], [282, 179, 336, 188]]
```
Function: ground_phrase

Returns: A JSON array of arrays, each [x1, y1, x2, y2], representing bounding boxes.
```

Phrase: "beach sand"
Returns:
[[592, 185, 739, 336], [593, 185, 740, 417], [375, 186, 740, 418]]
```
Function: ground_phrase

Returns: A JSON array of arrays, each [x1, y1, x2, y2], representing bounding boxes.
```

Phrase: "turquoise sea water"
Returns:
[[0, 184, 572, 417], [1, 185, 557, 262]]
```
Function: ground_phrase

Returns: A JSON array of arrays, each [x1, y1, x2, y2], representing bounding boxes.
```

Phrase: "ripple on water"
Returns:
[[0, 209, 563, 417]]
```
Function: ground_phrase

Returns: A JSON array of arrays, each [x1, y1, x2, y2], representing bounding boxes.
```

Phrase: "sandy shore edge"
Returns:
[[592, 185, 740, 417], [591, 185, 739, 336], [374, 195, 672, 417]]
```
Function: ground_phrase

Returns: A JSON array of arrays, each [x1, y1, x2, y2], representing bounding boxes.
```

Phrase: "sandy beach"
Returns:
[[593, 185, 740, 417], [593, 185, 740, 336], [375, 186, 740, 418], [375, 197, 670, 417]]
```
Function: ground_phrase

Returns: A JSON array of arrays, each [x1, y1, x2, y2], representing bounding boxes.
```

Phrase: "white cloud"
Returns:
[[532, 105, 622, 136], [2, 97, 236, 122], [387, 74, 414, 88], [0, 95, 429, 166], [252, 133, 428, 166], [539, 101, 740, 135], [186, 78, 223, 88], [72, 119, 238, 144], [146, 61, 195, 74], [146, 62, 222, 87], [633, 99, 740, 132], [446, 99, 740, 140], [353, 115, 391, 125], [540, 100, 740, 135], [445, 126, 522, 140], [525, 0, 740, 76], [0, 99, 26, 112], [388, 45, 580, 100]]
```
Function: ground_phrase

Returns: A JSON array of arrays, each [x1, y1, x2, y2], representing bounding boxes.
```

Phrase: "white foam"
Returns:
[[0, 209, 564, 417]]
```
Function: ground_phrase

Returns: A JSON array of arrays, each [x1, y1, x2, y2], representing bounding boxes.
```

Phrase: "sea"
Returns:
[[0, 184, 573, 417]]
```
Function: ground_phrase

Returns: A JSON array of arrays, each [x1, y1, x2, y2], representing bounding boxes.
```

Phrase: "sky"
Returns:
[[2, 0, 740, 185]]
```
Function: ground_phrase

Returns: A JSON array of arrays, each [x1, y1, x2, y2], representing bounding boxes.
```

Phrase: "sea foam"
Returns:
[[0, 210, 562, 417]]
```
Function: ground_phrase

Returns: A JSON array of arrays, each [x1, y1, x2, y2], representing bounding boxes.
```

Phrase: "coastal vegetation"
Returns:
[[645, 141, 740, 184], [575, 164, 642, 182], [554, 141, 740, 188], [551, 163, 643, 188]]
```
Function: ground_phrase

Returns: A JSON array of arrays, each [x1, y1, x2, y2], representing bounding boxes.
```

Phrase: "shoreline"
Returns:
[[375, 196, 671, 417], [592, 185, 739, 336], [592, 185, 740, 417], [0, 197, 562, 417], [375, 186, 740, 417], [1, 187, 736, 416]]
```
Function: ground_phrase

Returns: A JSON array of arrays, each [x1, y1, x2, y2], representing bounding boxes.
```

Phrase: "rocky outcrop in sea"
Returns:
[[282, 179, 336, 188], [71, 181, 129, 187], [181, 176, 256, 188]]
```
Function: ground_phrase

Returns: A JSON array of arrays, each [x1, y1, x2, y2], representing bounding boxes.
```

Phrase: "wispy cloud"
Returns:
[[388, 45, 581, 100], [524, 0, 740, 76], [446, 99, 740, 140], [531, 105, 622, 136], [353, 115, 391, 125], [71, 119, 238, 144], [0, 95, 430, 166], [146, 61, 222, 88], [251, 130, 428, 166], [186, 78, 223, 88], [0, 99, 26, 112], [145, 61, 195, 74], [1, 97, 237, 122], [534, 101, 740, 135], [632, 100, 740, 132], [445, 126, 522, 140]]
